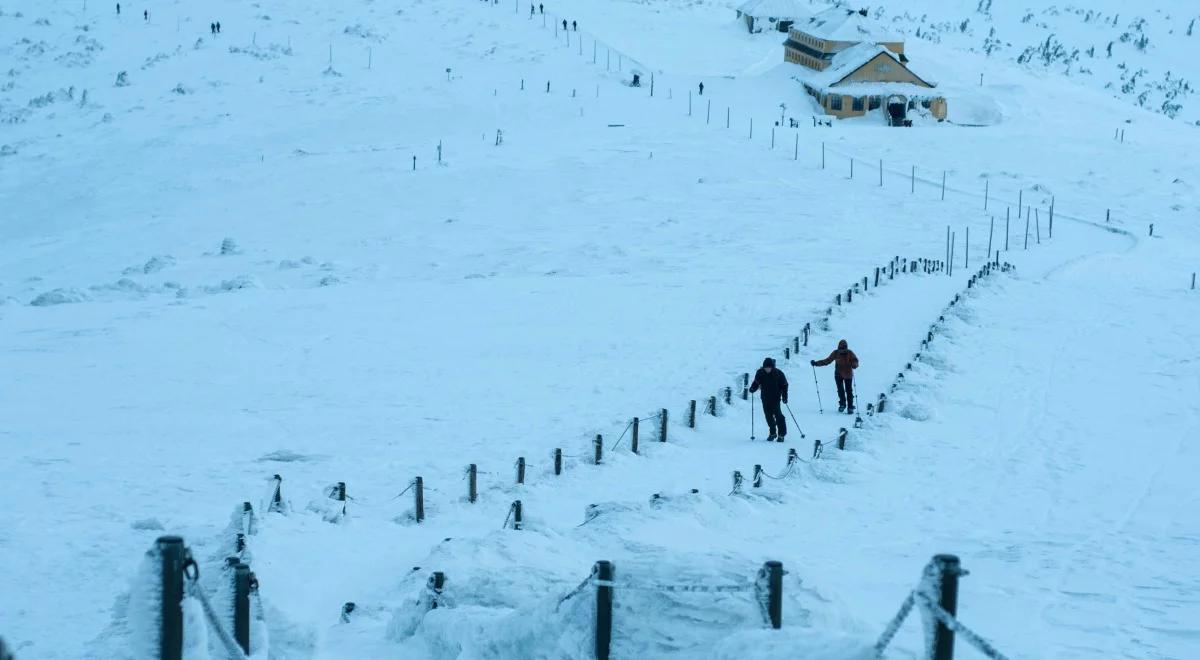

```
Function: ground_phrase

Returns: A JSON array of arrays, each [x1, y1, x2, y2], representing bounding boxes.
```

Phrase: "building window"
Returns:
[[868, 96, 881, 110], [875, 63, 893, 73], [852, 97, 864, 111], [830, 95, 843, 111]]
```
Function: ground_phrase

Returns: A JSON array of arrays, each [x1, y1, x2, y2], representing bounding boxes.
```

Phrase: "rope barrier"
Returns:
[[184, 567, 249, 659], [388, 480, 416, 502], [872, 591, 914, 656], [913, 592, 1011, 660]]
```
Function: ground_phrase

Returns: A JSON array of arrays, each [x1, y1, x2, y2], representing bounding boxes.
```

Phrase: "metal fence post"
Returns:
[[594, 435, 603, 465], [660, 408, 668, 441], [512, 500, 523, 530], [516, 457, 526, 485], [631, 417, 640, 454], [708, 395, 718, 416], [594, 561, 614, 659], [157, 535, 185, 660], [930, 554, 962, 660], [554, 449, 563, 475], [468, 464, 478, 502], [688, 400, 697, 428], [233, 562, 252, 654], [764, 561, 783, 629], [414, 476, 425, 523], [753, 464, 763, 488]]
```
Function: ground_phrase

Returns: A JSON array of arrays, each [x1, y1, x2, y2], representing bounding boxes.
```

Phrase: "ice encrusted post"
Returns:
[[929, 554, 962, 660], [156, 536, 185, 660], [763, 561, 783, 629], [631, 418, 640, 455], [688, 400, 697, 428], [233, 562, 252, 654], [659, 408, 669, 442], [594, 561, 614, 660]]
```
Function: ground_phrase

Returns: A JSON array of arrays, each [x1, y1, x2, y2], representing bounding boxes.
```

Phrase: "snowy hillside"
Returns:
[[1, 0, 1198, 659], [814, 0, 1200, 124]]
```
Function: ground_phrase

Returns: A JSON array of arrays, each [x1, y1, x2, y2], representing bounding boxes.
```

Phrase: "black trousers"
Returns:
[[761, 397, 787, 436], [836, 376, 854, 409]]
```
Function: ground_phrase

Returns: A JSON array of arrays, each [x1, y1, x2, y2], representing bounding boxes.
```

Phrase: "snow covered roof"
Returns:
[[797, 7, 900, 43], [796, 43, 937, 94], [736, 0, 809, 20]]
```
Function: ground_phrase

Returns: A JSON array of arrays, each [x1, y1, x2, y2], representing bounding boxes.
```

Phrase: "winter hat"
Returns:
[[837, 339, 848, 350], [762, 357, 775, 368]]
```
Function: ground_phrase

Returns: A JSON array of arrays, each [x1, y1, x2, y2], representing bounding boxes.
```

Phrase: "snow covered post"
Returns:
[[983, 179, 988, 210], [749, 117, 753, 139], [468, 464, 478, 502], [803, 324, 809, 347], [1005, 209, 1011, 251], [837, 427, 847, 450], [1018, 189, 1023, 212], [706, 99, 711, 124], [1192, 273, 1196, 290], [631, 417, 640, 454], [850, 157, 854, 179], [875, 267, 880, 287], [986, 217, 994, 259], [965, 227, 970, 269], [836, 293, 841, 306], [794, 134, 799, 161], [414, 477, 425, 523], [516, 457, 526, 485], [232, 561, 252, 654], [156, 535, 186, 660], [688, 400, 697, 428], [753, 465, 763, 488], [793, 337, 800, 353], [688, 90, 692, 116], [708, 395, 718, 416], [784, 346, 791, 361], [594, 561, 614, 660], [511, 500, 523, 530], [1024, 213, 1030, 250], [594, 435, 603, 465], [771, 126, 775, 149], [941, 171, 946, 201], [1149, 223, 1154, 237], [929, 554, 962, 660], [1049, 197, 1055, 238], [659, 408, 669, 441], [269, 474, 284, 513], [879, 159, 883, 187], [910, 165, 915, 194], [725, 386, 733, 405], [554, 449, 563, 475], [1035, 209, 1042, 244], [726, 107, 730, 129], [763, 561, 783, 629]]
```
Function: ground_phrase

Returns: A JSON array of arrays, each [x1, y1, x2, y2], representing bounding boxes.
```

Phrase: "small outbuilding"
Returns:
[[735, 0, 808, 34]]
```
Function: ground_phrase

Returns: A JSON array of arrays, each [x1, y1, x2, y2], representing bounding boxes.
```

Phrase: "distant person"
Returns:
[[216, 21, 221, 33], [210, 22, 216, 35], [539, 4, 543, 14], [750, 358, 789, 442], [116, 3, 120, 14], [530, 4, 534, 17], [572, 20, 577, 31], [698, 82, 704, 95], [812, 339, 859, 413], [562, 19, 567, 30], [143, 9, 148, 20]]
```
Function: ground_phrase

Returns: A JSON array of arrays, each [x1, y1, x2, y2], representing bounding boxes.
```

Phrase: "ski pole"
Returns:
[[811, 364, 824, 414], [750, 391, 756, 441], [784, 402, 806, 439]]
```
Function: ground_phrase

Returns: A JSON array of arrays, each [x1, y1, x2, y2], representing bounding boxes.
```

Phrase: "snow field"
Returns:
[[2, 0, 1198, 658]]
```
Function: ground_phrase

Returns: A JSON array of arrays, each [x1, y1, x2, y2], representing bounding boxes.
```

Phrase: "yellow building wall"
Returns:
[[835, 52, 932, 87]]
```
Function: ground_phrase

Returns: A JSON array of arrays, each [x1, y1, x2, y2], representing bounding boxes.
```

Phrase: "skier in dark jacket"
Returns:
[[812, 339, 859, 413], [749, 357, 788, 441]]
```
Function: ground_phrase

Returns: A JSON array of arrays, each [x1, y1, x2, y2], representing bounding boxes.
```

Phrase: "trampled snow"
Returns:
[[1, 0, 1198, 658]]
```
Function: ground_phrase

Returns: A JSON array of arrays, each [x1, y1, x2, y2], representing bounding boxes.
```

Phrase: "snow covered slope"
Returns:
[[1, 0, 1198, 658]]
